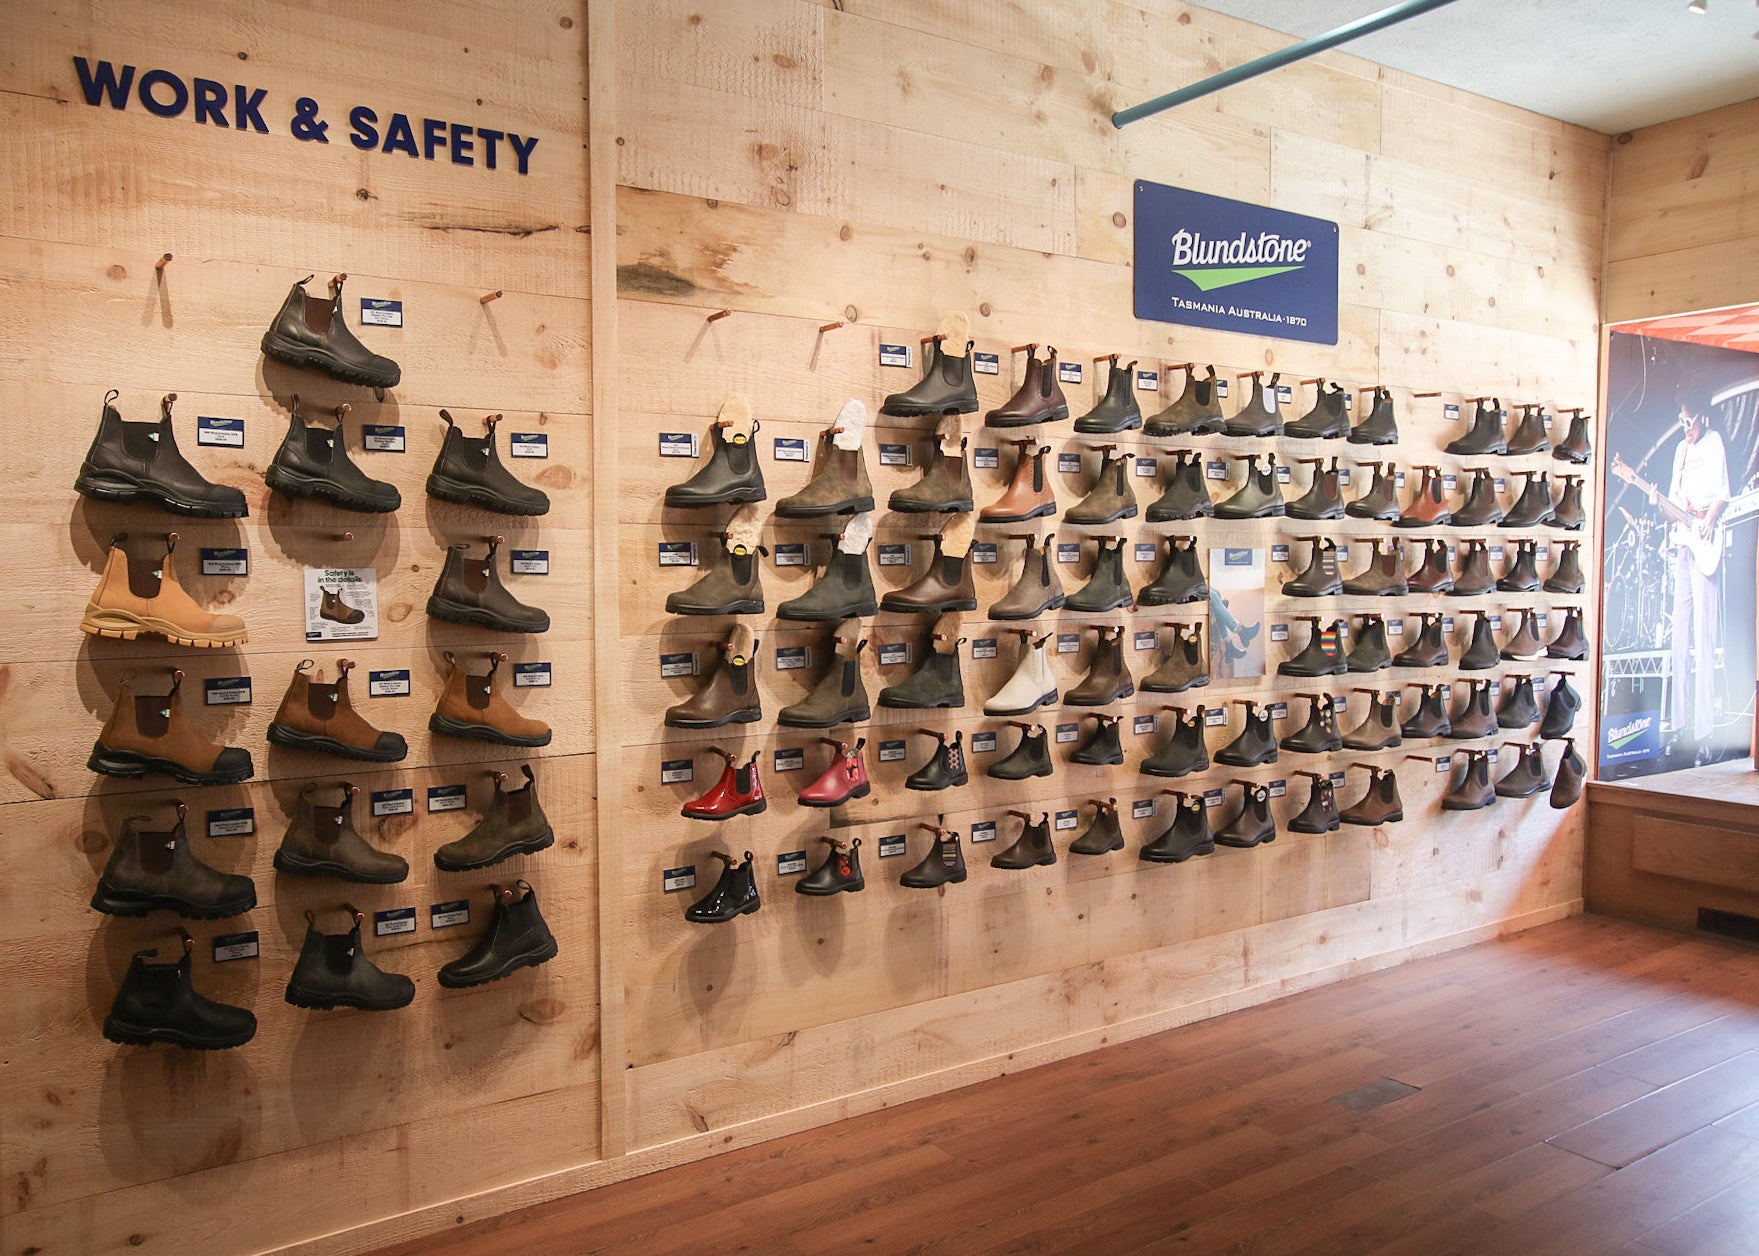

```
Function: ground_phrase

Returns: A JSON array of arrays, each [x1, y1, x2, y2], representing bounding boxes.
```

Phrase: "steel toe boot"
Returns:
[[1341, 767, 1403, 825], [989, 721, 1053, 779], [1544, 541, 1585, 594], [881, 520, 977, 614], [991, 534, 1065, 619], [1288, 457, 1345, 520], [1146, 449, 1214, 521], [91, 802, 256, 919], [798, 737, 871, 806], [666, 533, 767, 615], [1225, 371, 1283, 437], [1553, 409, 1593, 464], [665, 406, 766, 507], [1348, 386, 1398, 445], [1347, 615, 1392, 672], [1553, 476, 1587, 531], [1401, 683, 1452, 738], [1141, 791, 1217, 861], [1442, 750, 1496, 809], [1070, 713, 1125, 765], [261, 272, 401, 388], [439, 881, 559, 981], [1407, 539, 1454, 594], [986, 630, 1059, 715], [1215, 453, 1285, 519], [1139, 536, 1207, 606], [681, 747, 766, 819], [1496, 540, 1542, 593], [797, 837, 865, 896], [319, 585, 365, 624], [1501, 471, 1556, 528], [1282, 694, 1343, 753], [779, 520, 879, 620], [1501, 609, 1546, 661], [1145, 365, 1224, 436], [685, 852, 763, 923], [1450, 540, 1496, 596], [1216, 701, 1277, 766], [1283, 538, 1344, 598], [1285, 380, 1349, 440], [269, 659, 406, 762], [1144, 624, 1209, 692], [104, 933, 256, 1049], [1449, 679, 1499, 739], [1452, 468, 1504, 527], [1346, 462, 1401, 520], [1343, 541, 1408, 597], [1216, 782, 1277, 847], [1141, 707, 1209, 778], [430, 651, 552, 747], [1070, 798, 1125, 854], [285, 906, 417, 1011], [1289, 773, 1342, 833], [89, 669, 254, 785], [82, 532, 248, 648], [266, 400, 400, 512], [667, 626, 763, 728], [1540, 672, 1580, 739], [1394, 613, 1450, 668], [1498, 674, 1541, 729], [1066, 536, 1136, 613], [1446, 398, 1508, 456], [429, 536, 550, 632], [1280, 618, 1348, 677], [76, 391, 248, 517], [1496, 743, 1550, 798], [878, 622, 966, 709], [275, 781, 409, 883], [883, 337, 979, 416], [776, 406, 875, 517], [426, 411, 550, 515], [992, 811, 1057, 869], [901, 826, 967, 887], [434, 764, 555, 871], [906, 728, 969, 790], [986, 344, 1069, 427], [1550, 740, 1586, 808], [780, 627, 871, 726], [1397, 466, 1451, 528], [980, 440, 1056, 523], [1074, 357, 1144, 434], [1066, 626, 1134, 705], [1506, 405, 1551, 456], [1343, 690, 1401, 750], [1064, 446, 1139, 524], [1459, 613, 1500, 670], [1547, 607, 1588, 660], [891, 422, 975, 513]]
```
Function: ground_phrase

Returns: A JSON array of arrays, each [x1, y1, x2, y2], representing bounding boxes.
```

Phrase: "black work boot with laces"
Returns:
[[1146, 365, 1224, 436], [779, 533, 879, 621], [1074, 357, 1143, 434], [1347, 615, 1392, 672], [1498, 674, 1541, 729], [429, 537, 550, 633], [1281, 694, 1343, 754], [1501, 471, 1556, 528], [1065, 536, 1135, 613], [1545, 541, 1585, 594], [1070, 714, 1125, 766], [901, 828, 967, 888], [1540, 672, 1580, 739], [1343, 691, 1402, 750], [1446, 398, 1508, 456], [990, 534, 1065, 619], [1506, 405, 1551, 456], [1143, 624, 1210, 692], [884, 337, 979, 416], [989, 722, 1053, 780], [779, 632, 872, 727], [91, 802, 257, 919], [1216, 701, 1277, 766], [1283, 539, 1344, 598], [1146, 450, 1214, 521], [684, 854, 762, 923], [1065, 446, 1140, 523], [1070, 798, 1125, 855], [267, 399, 401, 512], [907, 728, 969, 790], [1280, 618, 1348, 677], [1225, 371, 1283, 437], [987, 345, 1070, 427], [1547, 607, 1588, 660], [1139, 536, 1207, 606], [1554, 477, 1587, 531], [76, 391, 248, 518], [665, 417, 766, 507], [1551, 740, 1587, 808], [991, 812, 1057, 869], [1141, 792, 1217, 862], [1401, 684, 1452, 738], [285, 906, 416, 1011], [261, 272, 401, 388], [1497, 540, 1542, 593], [1348, 386, 1398, 445], [1288, 457, 1345, 520], [1450, 540, 1496, 596], [1289, 774, 1342, 833], [665, 534, 766, 615], [435, 764, 556, 871], [1501, 609, 1546, 661], [797, 837, 865, 896], [1346, 462, 1401, 521], [1459, 613, 1501, 669], [104, 934, 256, 1049], [1217, 783, 1278, 848], [1450, 679, 1499, 739], [1496, 744, 1551, 798], [878, 631, 966, 709], [1553, 409, 1593, 464], [1285, 380, 1349, 440], [1215, 453, 1285, 519], [1452, 468, 1504, 527], [427, 411, 551, 516], [1141, 707, 1209, 778], [1343, 541, 1408, 597], [1394, 613, 1450, 668], [1443, 750, 1496, 809]]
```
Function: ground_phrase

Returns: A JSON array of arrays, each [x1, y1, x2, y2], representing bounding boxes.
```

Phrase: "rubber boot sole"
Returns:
[[990, 593, 1066, 620], [665, 708, 763, 729], [883, 398, 979, 417], [273, 849, 410, 883], [87, 742, 253, 785], [433, 827, 557, 873], [795, 876, 866, 896], [267, 721, 408, 762], [428, 714, 552, 747], [978, 502, 1056, 524], [776, 705, 873, 728], [890, 497, 976, 513], [1064, 504, 1140, 525], [102, 1016, 255, 1049], [665, 597, 765, 616], [436, 937, 560, 989], [985, 405, 1070, 428], [798, 781, 872, 808], [283, 983, 416, 1011], [664, 486, 767, 508], [906, 770, 969, 791], [776, 599, 879, 621], [426, 594, 550, 634], [260, 332, 401, 389], [772, 496, 877, 519], [982, 689, 1059, 718], [73, 469, 248, 518], [681, 799, 768, 820], [426, 472, 550, 516], [1141, 839, 1217, 863], [264, 463, 400, 512], [80, 609, 247, 648], [89, 885, 258, 919]]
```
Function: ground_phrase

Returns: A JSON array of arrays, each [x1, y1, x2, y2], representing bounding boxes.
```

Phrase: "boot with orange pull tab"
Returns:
[[81, 532, 248, 648], [430, 651, 552, 747], [268, 659, 407, 762], [89, 669, 254, 785]]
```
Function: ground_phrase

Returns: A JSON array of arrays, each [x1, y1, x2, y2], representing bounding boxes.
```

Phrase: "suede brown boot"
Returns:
[[82, 533, 248, 648], [779, 623, 872, 726], [1340, 765, 1403, 825], [1066, 625, 1134, 706], [1144, 364, 1224, 436], [268, 659, 408, 762], [776, 403, 875, 517], [430, 651, 552, 747], [89, 669, 254, 785], [890, 417, 974, 513], [428, 536, 550, 633], [275, 781, 409, 883], [666, 510, 767, 615], [91, 801, 257, 919], [1064, 445, 1139, 525], [319, 585, 365, 625], [666, 625, 763, 729], [990, 534, 1065, 620], [1142, 623, 1208, 692], [434, 765, 555, 871], [980, 440, 1056, 523]]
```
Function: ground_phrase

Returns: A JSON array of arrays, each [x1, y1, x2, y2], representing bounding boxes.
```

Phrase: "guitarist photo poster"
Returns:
[[1602, 332, 1759, 779]]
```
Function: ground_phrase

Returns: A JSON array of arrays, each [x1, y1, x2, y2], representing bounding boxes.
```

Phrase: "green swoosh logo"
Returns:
[[1174, 265, 1304, 292], [1610, 730, 1643, 749]]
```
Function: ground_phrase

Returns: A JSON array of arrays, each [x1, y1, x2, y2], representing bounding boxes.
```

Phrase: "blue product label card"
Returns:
[[196, 416, 244, 447]]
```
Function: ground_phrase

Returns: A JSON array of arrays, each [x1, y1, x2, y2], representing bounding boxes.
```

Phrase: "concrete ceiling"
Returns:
[[1198, 1, 1759, 134]]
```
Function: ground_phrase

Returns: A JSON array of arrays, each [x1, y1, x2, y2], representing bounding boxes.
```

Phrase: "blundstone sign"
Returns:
[[1134, 181, 1338, 345]]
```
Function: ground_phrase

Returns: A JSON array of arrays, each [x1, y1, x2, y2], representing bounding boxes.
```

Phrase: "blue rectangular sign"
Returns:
[[1602, 708, 1662, 766], [1133, 181, 1338, 345]]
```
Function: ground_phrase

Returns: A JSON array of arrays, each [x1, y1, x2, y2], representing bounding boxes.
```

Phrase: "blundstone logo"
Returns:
[[1169, 229, 1312, 292], [1608, 716, 1653, 749]]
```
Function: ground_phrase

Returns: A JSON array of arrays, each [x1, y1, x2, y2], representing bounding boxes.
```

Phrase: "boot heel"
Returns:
[[87, 742, 150, 778]]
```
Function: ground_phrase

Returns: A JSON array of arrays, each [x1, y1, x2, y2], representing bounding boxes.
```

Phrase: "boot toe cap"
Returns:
[[211, 747, 255, 780], [373, 731, 410, 759]]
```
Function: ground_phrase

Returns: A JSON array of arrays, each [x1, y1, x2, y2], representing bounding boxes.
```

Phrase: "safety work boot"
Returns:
[[427, 411, 550, 515], [1070, 798, 1125, 855], [266, 399, 400, 512], [901, 827, 968, 888], [986, 344, 1069, 427], [1452, 468, 1504, 527], [1281, 694, 1343, 754], [91, 801, 256, 919], [883, 336, 979, 416], [1407, 539, 1454, 594], [1216, 701, 1277, 766], [1397, 466, 1451, 528], [1143, 624, 1209, 692], [1540, 672, 1580, 739], [881, 518, 977, 613], [269, 659, 407, 761], [1343, 540, 1408, 597], [798, 737, 871, 807], [980, 440, 1056, 523], [1459, 613, 1501, 670], [1401, 683, 1452, 738], [1544, 541, 1585, 594], [990, 534, 1065, 619], [991, 811, 1057, 869], [1346, 615, 1393, 672], [429, 536, 550, 632], [1553, 409, 1593, 464], [261, 272, 400, 388], [878, 623, 966, 709], [1064, 445, 1139, 524], [434, 764, 555, 872], [430, 651, 552, 747], [1215, 453, 1285, 519], [1141, 791, 1217, 862], [1216, 782, 1277, 848], [1284, 379, 1349, 440], [1138, 536, 1207, 606], [440, 881, 559, 980], [797, 837, 865, 896], [104, 934, 256, 1049], [1450, 540, 1496, 596], [1501, 609, 1546, 661], [780, 626, 871, 726], [1146, 365, 1225, 436], [988, 722, 1053, 780], [1498, 674, 1541, 729], [1449, 679, 1499, 739], [891, 421, 974, 513], [1393, 613, 1450, 668], [1553, 477, 1587, 531], [667, 626, 763, 729], [76, 391, 248, 518], [1442, 750, 1496, 809], [82, 532, 248, 648], [1146, 450, 1214, 521], [275, 781, 409, 883], [1065, 535, 1135, 613], [776, 404, 876, 517], [1066, 625, 1134, 705], [1074, 357, 1143, 434], [319, 585, 365, 624], [1506, 405, 1551, 456], [666, 532, 767, 616], [665, 402, 766, 507], [285, 907, 416, 1011], [1497, 540, 1542, 593], [1141, 707, 1209, 778], [1346, 462, 1401, 521], [906, 728, 969, 791], [986, 630, 1059, 716], [681, 747, 766, 820], [1501, 471, 1556, 528], [1289, 773, 1341, 833], [1547, 607, 1588, 660], [1070, 714, 1125, 765], [1551, 740, 1586, 808], [1341, 767, 1403, 826], [1283, 538, 1344, 598], [1496, 743, 1550, 798], [1225, 370, 1283, 437], [1279, 618, 1348, 677], [1343, 690, 1401, 750], [685, 852, 763, 923], [1348, 386, 1398, 445], [89, 669, 254, 785], [1288, 457, 1345, 520], [1446, 398, 1508, 456]]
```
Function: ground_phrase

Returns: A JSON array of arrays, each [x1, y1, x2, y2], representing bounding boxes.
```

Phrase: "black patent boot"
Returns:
[[267, 398, 401, 512], [1450, 540, 1496, 596], [1281, 693, 1343, 754], [1445, 398, 1507, 456], [1340, 767, 1404, 826], [1288, 772, 1341, 833], [779, 631, 871, 728], [285, 905, 416, 1011], [992, 811, 1057, 869], [1495, 743, 1550, 798], [1348, 386, 1398, 445], [1459, 612, 1500, 670], [1225, 371, 1283, 437], [1280, 617, 1348, 677], [1506, 405, 1551, 456], [1347, 615, 1392, 672], [104, 931, 256, 1049], [91, 802, 257, 920], [1550, 739, 1586, 808], [797, 837, 865, 896], [1141, 791, 1216, 862], [1501, 609, 1546, 661], [1553, 476, 1587, 531], [878, 630, 966, 709], [1074, 357, 1143, 433], [989, 721, 1053, 780], [1139, 536, 1207, 606], [1065, 445, 1140, 524], [1343, 540, 1408, 597], [1498, 674, 1541, 729], [778, 533, 879, 621], [901, 825, 967, 888], [1284, 380, 1349, 440], [1141, 706, 1210, 778], [1343, 689, 1401, 750], [427, 411, 551, 516], [1401, 683, 1452, 738], [907, 728, 969, 790], [429, 536, 550, 633], [1540, 672, 1580, 739], [1407, 539, 1455, 595], [1544, 541, 1585, 594], [1501, 471, 1555, 528], [1394, 613, 1449, 668], [665, 415, 766, 507], [1070, 798, 1125, 855], [665, 533, 767, 615], [990, 534, 1065, 620], [1497, 540, 1542, 593], [1216, 700, 1278, 766], [1442, 750, 1496, 809], [1346, 462, 1401, 521], [1143, 623, 1210, 692], [1070, 714, 1125, 766], [1452, 468, 1504, 527], [1146, 450, 1214, 522], [261, 272, 400, 388], [1216, 782, 1277, 848], [1553, 408, 1592, 465], [76, 391, 249, 518], [1145, 365, 1224, 436], [1547, 607, 1588, 660], [1283, 538, 1343, 598], [685, 853, 762, 923], [1288, 457, 1345, 520], [1065, 536, 1135, 613], [1215, 453, 1285, 519], [883, 337, 979, 416], [1449, 679, 1499, 739]]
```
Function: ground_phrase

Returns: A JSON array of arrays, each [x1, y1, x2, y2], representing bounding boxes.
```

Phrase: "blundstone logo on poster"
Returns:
[[1168, 230, 1313, 291], [1607, 716, 1653, 750]]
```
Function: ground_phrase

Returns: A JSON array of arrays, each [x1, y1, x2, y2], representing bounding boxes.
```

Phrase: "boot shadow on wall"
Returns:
[[786, 881, 849, 977], [681, 884, 742, 1024], [141, 260, 173, 330], [883, 893, 946, 999]]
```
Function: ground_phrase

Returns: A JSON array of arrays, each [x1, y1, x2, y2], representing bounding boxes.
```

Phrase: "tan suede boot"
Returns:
[[430, 651, 552, 747], [268, 659, 407, 761], [81, 533, 247, 648], [89, 668, 254, 784]]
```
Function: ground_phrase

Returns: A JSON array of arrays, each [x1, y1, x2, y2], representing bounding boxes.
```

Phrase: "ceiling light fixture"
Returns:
[[1687, 0, 1707, 13]]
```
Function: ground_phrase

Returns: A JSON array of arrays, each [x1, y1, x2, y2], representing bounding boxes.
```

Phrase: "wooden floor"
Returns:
[[376, 915, 1759, 1256]]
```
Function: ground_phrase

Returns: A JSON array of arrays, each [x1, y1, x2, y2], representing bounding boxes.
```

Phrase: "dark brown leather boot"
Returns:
[[1215, 780, 1277, 847], [990, 533, 1064, 619], [991, 810, 1057, 868], [1342, 689, 1401, 750], [275, 781, 409, 883], [91, 801, 256, 919], [75, 391, 248, 518], [1225, 370, 1283, 437], [882, 336, 978, 416], [1342, 540, 1408, 597], [268, 659, 407, 762], [1346, 461, 1401, 520], [1288, 456, 1345, 520], [1066, 625, 1133, 705], [1340, 766, 1403, 825], [430, 651, 552, 747], [266, 398, 400, 512], [666, 626, 763, 728], [1070, 797, 1125, 854], [1450, 540, 1496, 596], [1506, 404, 1551, 456], [979, 440, 1056, 523], [1547, 607, 1588, 660], [900, 824, 968, 887], [1406, 538, 1454, 594], [1544, 541, 1585, 594], [1064, 445, 1139, 524], [1446, 398, 1507, 456], [89, 669, 254, 785], [261, 272, 400, 388], [987, 344, 1070, 428], [1550, 739, 1586, 807], [880, 518, 977, 614], [1553, 476, 1587, 531], [429, 535, 550, 633], [1553, 408, 1592, 465], [1284, 379, 1349, 440], [1452, 467, 1504, 526], [427, 411, 551, 516], [665, 404, 766, 508], [1442, 749, 1496, 809], [1501, 470, 1556, 528], [1449, 679, 1499, 739], [434, 765, 555, 871]]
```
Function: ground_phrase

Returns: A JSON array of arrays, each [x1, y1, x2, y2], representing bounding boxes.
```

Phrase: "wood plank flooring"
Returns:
[[373, 915, 1759, 1256]]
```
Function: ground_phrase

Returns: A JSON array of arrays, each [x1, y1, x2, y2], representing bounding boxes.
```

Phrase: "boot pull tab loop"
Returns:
[[333, 402, 351, 425], [104, 387, 121, 407], [177, 927, 196, 955], [707, 745, 735, 764], [443, 650, 458, 671], [337, 659, 356, 675], [296, 658, 316, 675], [329, 273, 348, 298], [172, 799, 188, 825], [439, 409, 456, 430], [304, 908, 317, 927], [487, 651, 508, 676], [161, 531, 180, 556], [168, 668, 185, 697], [487, 534, 504, 559], [345, 902, 364, 926], [1032, 631, 1053, 649], [916, 726, 945, 741], [160, 393, 178, 421]]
